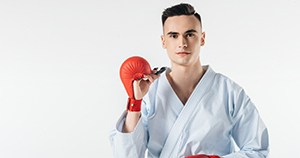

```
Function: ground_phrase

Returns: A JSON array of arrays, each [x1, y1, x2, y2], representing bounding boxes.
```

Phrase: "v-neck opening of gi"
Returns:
[[163, 66, 210, 108]]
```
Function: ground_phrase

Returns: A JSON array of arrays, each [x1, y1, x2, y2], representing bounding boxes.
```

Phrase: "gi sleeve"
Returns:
[[222, 89, 269, 158], [109, 111, 148, 158]]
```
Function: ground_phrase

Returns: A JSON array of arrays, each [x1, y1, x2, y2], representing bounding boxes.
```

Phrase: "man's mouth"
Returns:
[[176, 52, 191, 56]]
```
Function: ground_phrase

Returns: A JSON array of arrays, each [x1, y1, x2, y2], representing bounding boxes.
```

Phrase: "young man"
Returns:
[[110, 3, 269, 158]]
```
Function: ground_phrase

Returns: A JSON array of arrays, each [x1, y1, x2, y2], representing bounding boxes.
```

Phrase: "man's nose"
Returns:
[[178, 36, 187, 48]]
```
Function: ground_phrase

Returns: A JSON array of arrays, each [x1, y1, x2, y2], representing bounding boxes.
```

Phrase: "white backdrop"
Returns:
[[0, 0, 299, 157]]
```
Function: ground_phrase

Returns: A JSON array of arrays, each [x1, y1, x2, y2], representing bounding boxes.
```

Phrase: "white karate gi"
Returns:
[[110, 66, 269, 158]]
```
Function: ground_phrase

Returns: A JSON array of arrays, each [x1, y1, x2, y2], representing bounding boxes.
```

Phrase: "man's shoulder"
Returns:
[[210, 68, 243, 92]]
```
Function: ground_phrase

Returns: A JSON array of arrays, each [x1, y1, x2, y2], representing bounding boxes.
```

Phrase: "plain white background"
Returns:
[[0, 0, 299, 157]]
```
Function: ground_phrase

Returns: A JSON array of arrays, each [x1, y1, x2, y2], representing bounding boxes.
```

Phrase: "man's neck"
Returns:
[[167, 60, 205, 104]]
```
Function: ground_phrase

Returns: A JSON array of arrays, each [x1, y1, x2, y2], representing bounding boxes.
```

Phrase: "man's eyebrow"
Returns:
[[185, 29, 197, 34], [166, 31, 179, 35], [166, 29, 198, 35]]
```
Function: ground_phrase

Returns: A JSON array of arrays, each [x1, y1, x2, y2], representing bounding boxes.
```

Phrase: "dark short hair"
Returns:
[[162, 3, 202, 27]]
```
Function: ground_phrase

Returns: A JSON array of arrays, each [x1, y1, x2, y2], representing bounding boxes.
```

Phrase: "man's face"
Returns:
[[161, 15, 205, 67]]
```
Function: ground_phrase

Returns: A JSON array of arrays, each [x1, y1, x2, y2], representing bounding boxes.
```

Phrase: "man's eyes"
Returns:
[[186, 33, 195, 38], [169, 34, 178, 38], [168, 33, 195, 38]]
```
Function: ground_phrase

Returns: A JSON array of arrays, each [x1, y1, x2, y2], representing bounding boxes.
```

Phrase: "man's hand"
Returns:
[[133, 70, 160, 100]]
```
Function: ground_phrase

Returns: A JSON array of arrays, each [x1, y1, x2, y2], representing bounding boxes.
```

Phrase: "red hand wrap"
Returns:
[[185, 154, 220, 158], [127, 98, 142, 111], [119, 56, 151, 112]]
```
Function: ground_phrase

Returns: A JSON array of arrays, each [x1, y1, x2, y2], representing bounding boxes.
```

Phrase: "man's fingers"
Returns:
[[142, 77, 149, 81], [142, 75, 154, 83], [140, 67, 163, 83]]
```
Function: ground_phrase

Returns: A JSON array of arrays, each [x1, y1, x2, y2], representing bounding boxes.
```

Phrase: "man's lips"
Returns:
[[176, 52, 191, 55]]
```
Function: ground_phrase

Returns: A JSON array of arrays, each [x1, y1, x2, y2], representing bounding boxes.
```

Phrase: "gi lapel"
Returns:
[[159, 66, 216, 158]]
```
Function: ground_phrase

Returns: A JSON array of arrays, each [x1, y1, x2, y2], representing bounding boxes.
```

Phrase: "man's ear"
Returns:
[[161, 35, 166, 49], [200, 32, 206, 46]]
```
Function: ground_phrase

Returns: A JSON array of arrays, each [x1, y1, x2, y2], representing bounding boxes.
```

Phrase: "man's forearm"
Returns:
[[122, 111, 141, 133]]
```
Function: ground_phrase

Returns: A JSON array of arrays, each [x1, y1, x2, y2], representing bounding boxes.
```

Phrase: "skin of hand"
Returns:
[[133, 69, 160, 100]]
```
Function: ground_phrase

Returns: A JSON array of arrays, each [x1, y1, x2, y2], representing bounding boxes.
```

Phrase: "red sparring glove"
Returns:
[[185, 154, 220, 158], [119, 56, 152, 112]]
